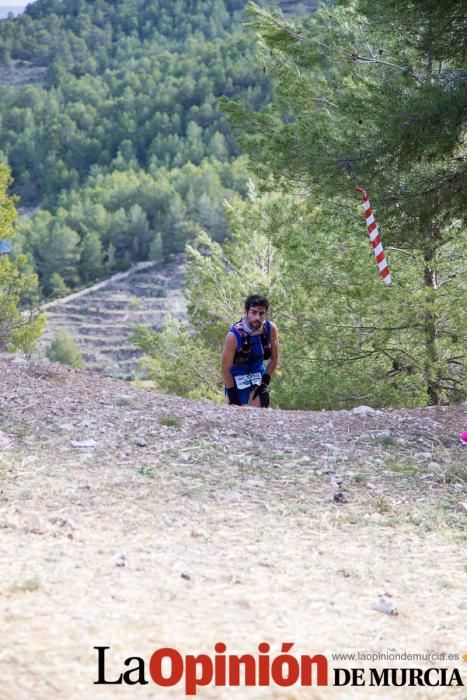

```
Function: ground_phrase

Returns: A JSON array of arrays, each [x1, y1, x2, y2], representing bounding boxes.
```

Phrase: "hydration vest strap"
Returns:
[[231, 324, 244, 351], [232, 319, 271, 364]]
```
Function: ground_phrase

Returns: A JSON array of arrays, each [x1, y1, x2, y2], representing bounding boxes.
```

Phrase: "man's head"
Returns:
[[244, 294, 269, 330]]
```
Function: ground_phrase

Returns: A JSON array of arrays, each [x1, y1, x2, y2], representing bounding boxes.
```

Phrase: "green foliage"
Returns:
[[186, 184, 288, 339], [158, 415, 183, 428], [0, 164, 44, 353], [79, 230, 103, 283], [226, 1, 466, 225], [133, 187, 290, 404], [0, 1, 269, 206], [0, 0, 273, 297], [135, 184, 464, 409], [16, 157, 251, 293], [45, 329, 84, 368], [132, 320, 221, 401], [1, 0, 464, 409], [48, 272, 70, 297], [10, 575, 41, 593], [149, 232, 163, 263], [138, 466, 155, 478], [221, 0, 466, 405]]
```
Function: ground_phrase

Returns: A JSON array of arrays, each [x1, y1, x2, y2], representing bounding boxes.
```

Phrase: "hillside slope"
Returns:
[[0, 354, 465, 698], [37, 258, 187, 377]]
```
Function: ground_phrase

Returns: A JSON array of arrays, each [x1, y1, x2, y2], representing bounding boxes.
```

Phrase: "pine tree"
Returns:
[[46, 329, 84, 368], [79, 230, 103, 282], [224, 0, 467, 405], [0, 164, 44, 352]]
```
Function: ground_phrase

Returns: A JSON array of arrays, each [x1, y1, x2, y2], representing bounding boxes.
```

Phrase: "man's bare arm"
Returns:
[[266, 322, 279, 376], [221, 332, 237, 387]]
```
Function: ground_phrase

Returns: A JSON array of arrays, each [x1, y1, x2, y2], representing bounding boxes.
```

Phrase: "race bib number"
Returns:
[[234, 372, 262, 390]]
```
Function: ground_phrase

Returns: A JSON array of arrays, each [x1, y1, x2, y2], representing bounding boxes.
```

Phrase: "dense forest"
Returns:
[[0, 0, 277, 294]]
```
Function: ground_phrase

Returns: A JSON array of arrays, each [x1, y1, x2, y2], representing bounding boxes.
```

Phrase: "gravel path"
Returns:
[[0, 354, 465, 699]]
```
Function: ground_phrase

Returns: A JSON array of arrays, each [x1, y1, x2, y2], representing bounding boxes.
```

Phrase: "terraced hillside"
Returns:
[[37, 259, 187, 378]]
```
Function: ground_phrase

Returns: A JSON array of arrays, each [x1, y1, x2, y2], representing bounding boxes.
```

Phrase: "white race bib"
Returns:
[[234, 372, 263, 390]]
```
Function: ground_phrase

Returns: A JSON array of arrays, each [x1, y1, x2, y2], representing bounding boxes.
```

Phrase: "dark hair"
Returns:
[[244, 294, 269, 311]]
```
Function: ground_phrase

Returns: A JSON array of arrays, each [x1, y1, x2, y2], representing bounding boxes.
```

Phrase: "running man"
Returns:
[[221, 294, 279, 407]]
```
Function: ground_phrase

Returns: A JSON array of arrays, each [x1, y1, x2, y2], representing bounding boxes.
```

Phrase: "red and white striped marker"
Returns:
[[356, 187, 392, 286]]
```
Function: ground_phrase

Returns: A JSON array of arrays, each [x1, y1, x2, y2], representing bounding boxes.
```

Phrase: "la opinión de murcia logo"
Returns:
[[95, 644, 327, 694], [94, 645, 464, 695]]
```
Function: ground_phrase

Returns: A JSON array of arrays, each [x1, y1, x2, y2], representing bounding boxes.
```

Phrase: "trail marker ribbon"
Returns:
[[356, 188, 392, 286]]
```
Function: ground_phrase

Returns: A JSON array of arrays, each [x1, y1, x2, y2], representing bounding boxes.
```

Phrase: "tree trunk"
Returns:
[[423, 223, 442, 405]]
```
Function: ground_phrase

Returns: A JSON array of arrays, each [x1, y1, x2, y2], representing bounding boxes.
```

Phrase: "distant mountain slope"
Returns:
[[0, 0, 322, 300]]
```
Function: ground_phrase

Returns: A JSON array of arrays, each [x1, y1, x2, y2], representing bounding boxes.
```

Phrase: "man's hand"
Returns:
[[252, 373, 271, 408], [226, 385, 242, 406]]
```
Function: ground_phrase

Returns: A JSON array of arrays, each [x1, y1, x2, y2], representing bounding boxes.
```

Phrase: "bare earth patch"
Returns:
[[0, 354, 465, 699], [0, 59, 46, 86]]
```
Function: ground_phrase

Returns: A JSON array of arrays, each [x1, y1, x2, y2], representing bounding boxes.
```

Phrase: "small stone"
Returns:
[[374, 431, 391, 438], [70, 439, 96, 448], [427, 461, 441, 470], [181, 572, 191, 581], [0, 431, 11, 449], [351, 405, 377, 415], [333, 492, 348, 504], [26, 513, 42, 533], [372, 599, 398, 616], [115, 554, 127, 568], [135, 437, 147, 447], [337, 569, 351, 578], [0, 520, 16, 530], [454, 501, 467, 515], [414, 452, 432, 461]]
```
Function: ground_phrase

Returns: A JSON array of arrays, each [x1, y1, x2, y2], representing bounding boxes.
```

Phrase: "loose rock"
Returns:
[[70, 439, 96, 448], [372, 599, 398, 615]]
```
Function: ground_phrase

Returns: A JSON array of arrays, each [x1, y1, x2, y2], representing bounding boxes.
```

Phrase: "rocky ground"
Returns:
[[0, 353, 466, 699]]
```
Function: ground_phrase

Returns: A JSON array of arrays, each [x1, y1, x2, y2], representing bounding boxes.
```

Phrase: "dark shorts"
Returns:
[[226, 369, 265, 405], [225, 384, 256, 405]]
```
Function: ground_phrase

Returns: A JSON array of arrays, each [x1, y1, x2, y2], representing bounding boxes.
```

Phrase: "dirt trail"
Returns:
[[0, 354, 465, 699]]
